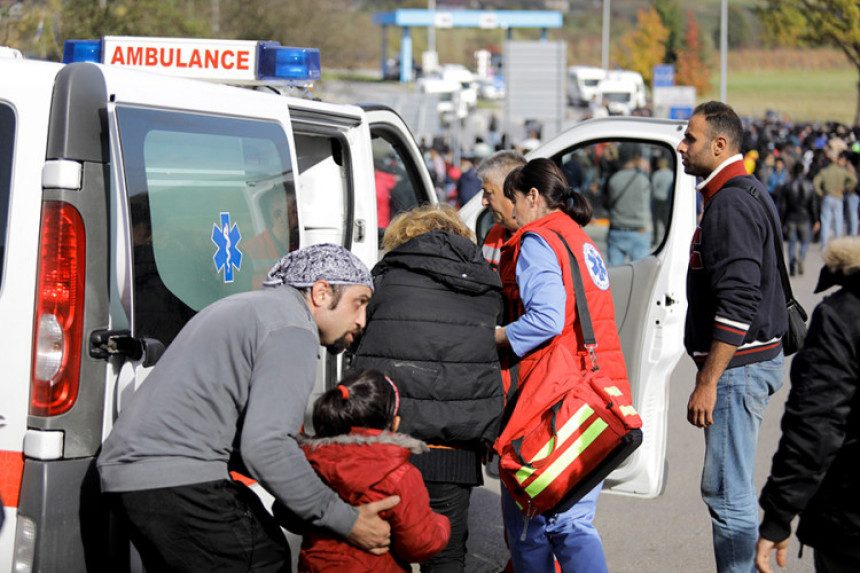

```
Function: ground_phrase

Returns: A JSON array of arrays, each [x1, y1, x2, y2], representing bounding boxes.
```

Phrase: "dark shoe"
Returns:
[[798, 260, 804, 275], [789, 259, 797, 277]]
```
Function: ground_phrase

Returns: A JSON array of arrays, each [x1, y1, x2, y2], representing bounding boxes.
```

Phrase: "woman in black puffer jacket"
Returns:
[[757, 236, 860, 573], [350, 204, 504, 573]]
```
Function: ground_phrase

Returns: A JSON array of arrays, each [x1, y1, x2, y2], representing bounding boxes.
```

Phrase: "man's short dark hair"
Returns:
[[692, 101, 743, 154]]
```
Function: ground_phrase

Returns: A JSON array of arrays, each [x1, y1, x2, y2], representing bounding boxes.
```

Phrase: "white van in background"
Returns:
[[567, 65, 606, 107], [599, 70, 648, 115]]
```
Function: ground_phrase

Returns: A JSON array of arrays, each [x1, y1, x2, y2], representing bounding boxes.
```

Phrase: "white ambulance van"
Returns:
[[0, 36, 437, 572]]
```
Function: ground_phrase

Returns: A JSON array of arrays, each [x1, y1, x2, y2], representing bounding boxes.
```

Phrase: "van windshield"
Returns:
[[604, 92, 632, 103], [117, 106, 296, 346], [0, 103, 13, 287]]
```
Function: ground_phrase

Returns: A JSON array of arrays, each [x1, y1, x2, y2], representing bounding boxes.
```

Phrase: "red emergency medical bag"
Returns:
[[497, 232, 643, 517]]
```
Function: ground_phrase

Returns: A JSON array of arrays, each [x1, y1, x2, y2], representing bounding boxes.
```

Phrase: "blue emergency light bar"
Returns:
[[63, 40, 101, 64], [62, 37, 321, 85], [258, 42, 321, 81]]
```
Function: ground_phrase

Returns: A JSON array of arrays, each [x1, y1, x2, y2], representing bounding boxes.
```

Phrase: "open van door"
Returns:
[[531, 117, 696, 498]]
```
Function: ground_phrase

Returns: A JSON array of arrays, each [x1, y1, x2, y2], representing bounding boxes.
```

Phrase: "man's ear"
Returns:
[[712, 134, 729, 156], [309, 280, 331, 308]]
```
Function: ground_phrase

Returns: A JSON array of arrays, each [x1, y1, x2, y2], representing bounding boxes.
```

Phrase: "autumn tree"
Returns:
[[617, 6, 668, 84], [675, 10, 711, 95], [654, 0, 682, 65], [60, 0, 210, 46], [218, 0, 377, 70], [759, 0, 860, 126]]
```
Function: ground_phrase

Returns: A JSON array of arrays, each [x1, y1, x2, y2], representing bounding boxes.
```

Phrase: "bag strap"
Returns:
[[745, 185, 794, 304], [549, 230, 599, 371]]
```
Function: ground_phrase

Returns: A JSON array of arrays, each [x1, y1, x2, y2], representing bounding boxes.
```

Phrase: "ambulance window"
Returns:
[[371, 128, 428, 232], [555, 140, 675, 266], [117, 106, 295, 346], [293, 133, 350, 247], [0, 103, 13, 285]]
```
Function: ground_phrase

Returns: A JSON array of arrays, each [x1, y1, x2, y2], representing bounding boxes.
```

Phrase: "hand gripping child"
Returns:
[[276, 369, 451, 572]]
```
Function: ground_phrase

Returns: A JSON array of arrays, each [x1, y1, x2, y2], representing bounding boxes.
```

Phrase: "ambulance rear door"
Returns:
[[286, 101, 437, 407], [96, 63, 302, 417], [532, 117, 696, 498]]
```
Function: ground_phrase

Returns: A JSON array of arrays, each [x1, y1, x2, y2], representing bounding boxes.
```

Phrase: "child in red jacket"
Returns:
[[282, 369, 450, 572]]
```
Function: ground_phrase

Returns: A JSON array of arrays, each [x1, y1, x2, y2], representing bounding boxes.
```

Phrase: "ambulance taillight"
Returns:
[[30, 201, 86, 416]]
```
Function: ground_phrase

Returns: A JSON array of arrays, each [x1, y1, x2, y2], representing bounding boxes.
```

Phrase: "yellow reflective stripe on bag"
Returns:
[[605, 386, 623, 397], [620, 405, 638, 417], [514, 403, 597, 485], [524, 418, 609, 499]]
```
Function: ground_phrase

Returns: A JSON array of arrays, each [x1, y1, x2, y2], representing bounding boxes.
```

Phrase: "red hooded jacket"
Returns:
[[296, 428, 450, 572], [495, 211, 630, 450]]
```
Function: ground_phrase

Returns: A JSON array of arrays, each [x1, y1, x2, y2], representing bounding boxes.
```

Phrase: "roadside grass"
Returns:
[[700, 67, 858, 125]]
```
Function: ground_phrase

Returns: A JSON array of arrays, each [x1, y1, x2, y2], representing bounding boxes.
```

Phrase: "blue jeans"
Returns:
[[501, 482, 608, 573], [607, 228, 650, 266], [702, 354, 784, 573], [785, 220, 812, 267], [820, 195, 844, 247], [847, 193, 859, 236]]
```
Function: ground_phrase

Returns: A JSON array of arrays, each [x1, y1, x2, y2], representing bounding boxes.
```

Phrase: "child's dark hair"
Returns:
[[312, 369, 399, 438], [503, 157, 593, 226]]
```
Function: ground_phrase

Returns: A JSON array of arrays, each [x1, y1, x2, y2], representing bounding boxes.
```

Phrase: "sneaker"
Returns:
[[798, 259, 804, 275]]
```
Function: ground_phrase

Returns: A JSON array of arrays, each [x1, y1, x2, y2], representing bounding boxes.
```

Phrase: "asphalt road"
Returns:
[[463, 242, 829, 573]]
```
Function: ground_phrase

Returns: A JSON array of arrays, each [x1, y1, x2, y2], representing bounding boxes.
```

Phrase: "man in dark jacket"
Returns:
[[775, 163, 820, 276], [351, 204, 504, 573], [756, 236, 860, 573], [678, 101, 788, 573]]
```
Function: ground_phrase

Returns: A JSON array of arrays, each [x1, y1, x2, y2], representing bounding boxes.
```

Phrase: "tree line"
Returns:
[[3, 0, 860, 124]]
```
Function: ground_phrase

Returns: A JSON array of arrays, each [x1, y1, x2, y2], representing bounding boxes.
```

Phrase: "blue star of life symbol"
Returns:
[[583, 243, 610, 291], [211, 212, 243, 283]]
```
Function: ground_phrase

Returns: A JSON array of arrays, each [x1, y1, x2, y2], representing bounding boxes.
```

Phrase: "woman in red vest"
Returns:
[[493, 158, 629, 572]]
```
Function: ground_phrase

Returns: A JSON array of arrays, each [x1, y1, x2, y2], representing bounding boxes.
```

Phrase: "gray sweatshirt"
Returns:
[[97, 286, 357, 537]]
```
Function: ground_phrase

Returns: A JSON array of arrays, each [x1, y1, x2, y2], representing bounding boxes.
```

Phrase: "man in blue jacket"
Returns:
[[678, 101, 788, 573]]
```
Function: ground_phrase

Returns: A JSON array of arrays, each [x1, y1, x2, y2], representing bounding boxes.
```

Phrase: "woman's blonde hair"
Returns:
[[382, 203, 475, 252]]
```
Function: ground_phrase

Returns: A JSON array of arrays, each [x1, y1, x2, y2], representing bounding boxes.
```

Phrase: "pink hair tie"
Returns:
[[337, 385, 349, 400], [385, 376, 400, 416]]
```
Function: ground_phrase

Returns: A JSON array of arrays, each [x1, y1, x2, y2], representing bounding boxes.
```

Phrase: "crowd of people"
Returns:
[[89, 101, 860, 573], [737, 113, 860, 272]]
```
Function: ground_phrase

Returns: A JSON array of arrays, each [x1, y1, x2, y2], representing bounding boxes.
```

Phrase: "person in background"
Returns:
[[651, 155, 674, 245], [476, 150, 528, 271], [279, 369, 451, 573], [776, 162, 819, 276], [767, 156, 788, 197], [456, 153, 482, 208], [98, 244, 396, 572], [743, 149, 759, 175], [605, 142, 652, 266], [678, 101, 787, 573], [244, 190, 299, 289], [756, 236, 860, 573], [843, 154, 859, 236], [351, 204, 504, 573], [494, 158, 626, 572], [814, 151, 857, 247]]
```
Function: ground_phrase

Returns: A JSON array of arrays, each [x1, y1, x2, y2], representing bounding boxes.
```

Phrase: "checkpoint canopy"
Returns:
[[373, 9, 563, 83]]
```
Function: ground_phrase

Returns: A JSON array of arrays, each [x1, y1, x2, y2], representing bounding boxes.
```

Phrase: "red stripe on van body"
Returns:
[[0, 450, 24, 507]]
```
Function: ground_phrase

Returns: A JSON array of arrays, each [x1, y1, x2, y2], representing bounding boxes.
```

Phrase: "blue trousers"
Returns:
[[820, 195, 844, 247], [701, 354, 784, 573], [501, 482, 608, 573], [846, 193, 859, 236], [607, 228, 650, 266]]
